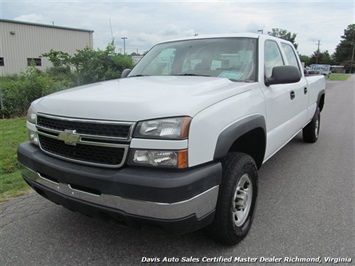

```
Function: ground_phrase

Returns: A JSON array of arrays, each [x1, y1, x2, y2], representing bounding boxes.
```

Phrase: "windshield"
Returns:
[[129, 38, 257, 82]]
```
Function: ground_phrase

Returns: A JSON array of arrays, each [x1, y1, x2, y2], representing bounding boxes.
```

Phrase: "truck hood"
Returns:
[[33, 76, 252, 121]]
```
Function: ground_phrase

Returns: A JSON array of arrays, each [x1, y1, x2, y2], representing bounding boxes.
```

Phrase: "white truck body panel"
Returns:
[[33, 76, 251, 122], [188, 83, 265, 166], [31, 71, 325, 168]]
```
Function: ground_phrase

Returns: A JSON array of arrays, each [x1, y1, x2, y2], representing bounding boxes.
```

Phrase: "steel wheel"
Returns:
[[233, 174, 253, 226]]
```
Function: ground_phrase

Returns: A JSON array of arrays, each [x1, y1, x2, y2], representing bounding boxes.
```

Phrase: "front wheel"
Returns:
[[207, 152, 258, 245]]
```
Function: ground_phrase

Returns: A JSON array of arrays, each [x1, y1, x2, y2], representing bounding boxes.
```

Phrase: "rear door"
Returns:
[[280, 42, 309, 119]]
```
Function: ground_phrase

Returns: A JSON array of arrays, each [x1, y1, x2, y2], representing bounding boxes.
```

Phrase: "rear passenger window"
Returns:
[[281, 43, 301, 75], [264, 40, 284, 78]]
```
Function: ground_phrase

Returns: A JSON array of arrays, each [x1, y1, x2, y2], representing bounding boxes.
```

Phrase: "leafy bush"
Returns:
[[45, 66, 76, 90], [0, 42, 134, 118], [42, 42, 133, 85], [0, 67, 60, 118], [0, 66, 75, 118]]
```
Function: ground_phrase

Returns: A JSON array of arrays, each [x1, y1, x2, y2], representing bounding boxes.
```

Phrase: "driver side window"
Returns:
[[142, 48, 176, 75], [264, 40, 284, 78]]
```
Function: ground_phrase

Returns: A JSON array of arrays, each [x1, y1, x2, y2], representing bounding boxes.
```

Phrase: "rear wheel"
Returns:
[[303, 107, 320, 143], [207, 152, 258, 245]]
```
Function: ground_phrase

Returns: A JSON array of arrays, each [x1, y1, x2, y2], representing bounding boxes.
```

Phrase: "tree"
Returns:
[[268, 28, 298, 50], [299, 55, 311, 66], [42, 42, 133, 85], [333, 24, 355, 72], [41, 50, 71, 68], [309, 50, 334, 65]]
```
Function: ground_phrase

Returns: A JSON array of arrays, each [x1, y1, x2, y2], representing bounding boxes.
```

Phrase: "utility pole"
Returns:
[[350, 43, 355, 73], [316, 40, 321, 64], [121, 37, 128, 55]]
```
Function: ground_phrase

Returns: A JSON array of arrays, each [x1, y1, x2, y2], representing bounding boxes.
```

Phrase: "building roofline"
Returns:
[[0, 19, 94, 33]]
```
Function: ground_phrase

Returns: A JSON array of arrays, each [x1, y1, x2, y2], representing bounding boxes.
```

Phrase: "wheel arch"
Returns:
[[213, 115, 266, 169], [318, 89, 325, 112]]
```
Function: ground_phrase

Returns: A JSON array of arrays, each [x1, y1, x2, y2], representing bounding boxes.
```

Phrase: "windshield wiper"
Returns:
[[229, 79, 255, 83], [128, 74, 148, 78], [174, 73, 210, 77]]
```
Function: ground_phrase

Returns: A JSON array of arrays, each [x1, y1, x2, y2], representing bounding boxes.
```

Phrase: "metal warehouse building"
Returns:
[[0, 19, 94, 76]]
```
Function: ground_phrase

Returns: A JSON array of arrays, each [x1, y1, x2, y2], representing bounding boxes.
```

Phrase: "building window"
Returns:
[[0, 57, 4, 66], [27, 58, 42, 66]]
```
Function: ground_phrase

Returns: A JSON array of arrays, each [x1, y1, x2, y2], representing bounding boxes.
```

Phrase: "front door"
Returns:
[[262, 39, 308, 160]]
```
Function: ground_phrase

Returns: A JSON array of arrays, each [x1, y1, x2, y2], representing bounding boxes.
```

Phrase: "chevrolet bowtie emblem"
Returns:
[[58, 129, 80, 146]]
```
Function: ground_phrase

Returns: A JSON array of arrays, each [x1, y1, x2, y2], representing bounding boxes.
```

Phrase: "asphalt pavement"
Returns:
[[0, 77, 354, 265]]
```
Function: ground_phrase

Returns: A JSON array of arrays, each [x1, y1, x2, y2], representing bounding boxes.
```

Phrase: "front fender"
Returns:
[[213, 115, 266, 163]]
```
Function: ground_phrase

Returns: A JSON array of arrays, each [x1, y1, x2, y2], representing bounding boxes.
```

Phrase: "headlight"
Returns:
[[134, 117, 191, 139], [27, 105, 37, 124], [27, 105, 39, 145], [128, 149, 188, 169]]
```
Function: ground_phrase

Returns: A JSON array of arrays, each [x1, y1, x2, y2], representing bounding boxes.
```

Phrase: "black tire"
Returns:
[[303, 107, 320, 143], [207, 152, 258, 245]]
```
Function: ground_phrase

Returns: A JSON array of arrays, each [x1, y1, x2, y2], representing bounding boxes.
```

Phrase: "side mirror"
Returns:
[[121, 69, 131, 78], [265, 65, 301, 86]]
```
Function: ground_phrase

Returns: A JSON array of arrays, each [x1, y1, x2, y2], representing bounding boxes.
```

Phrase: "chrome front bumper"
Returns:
[[20, 164, 219, 220]]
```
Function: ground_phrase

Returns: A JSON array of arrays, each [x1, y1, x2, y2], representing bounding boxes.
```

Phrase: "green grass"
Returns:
[[0, 117, 30, 202], [327, 73, 351, 81]]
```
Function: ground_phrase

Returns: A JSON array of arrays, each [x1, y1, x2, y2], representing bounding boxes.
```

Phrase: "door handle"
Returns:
[[304, 87, 308, 94], [290, 91, 295, 100]]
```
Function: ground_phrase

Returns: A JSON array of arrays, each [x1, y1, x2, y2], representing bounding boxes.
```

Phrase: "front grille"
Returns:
[[37, 115, 131, 139], [39, 135, 125, 166], [36, 115, 132, 168]]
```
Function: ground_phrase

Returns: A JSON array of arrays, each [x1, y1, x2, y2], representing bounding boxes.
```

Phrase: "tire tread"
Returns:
[[207, 152, 258, 245]]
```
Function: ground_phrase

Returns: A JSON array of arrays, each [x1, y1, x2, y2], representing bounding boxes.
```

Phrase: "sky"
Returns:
[[1, 0, 354, 56]]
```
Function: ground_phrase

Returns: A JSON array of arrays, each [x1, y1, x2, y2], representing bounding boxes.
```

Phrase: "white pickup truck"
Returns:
[[18, 33, 325, 245]]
